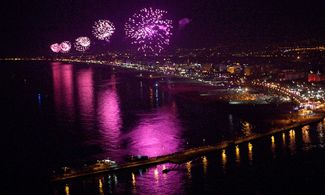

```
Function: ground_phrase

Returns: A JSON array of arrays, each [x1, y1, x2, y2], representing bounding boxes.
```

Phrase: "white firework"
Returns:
[[74, 36, 91, 52], [92, 19, 115, 41]]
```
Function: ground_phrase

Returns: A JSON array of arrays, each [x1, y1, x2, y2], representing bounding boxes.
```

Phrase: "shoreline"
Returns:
[[3, 59, 324, 181]]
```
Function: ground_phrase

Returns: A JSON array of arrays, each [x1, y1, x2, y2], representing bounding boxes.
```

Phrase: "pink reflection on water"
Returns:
[[52, 63, 75, 120], [133, 163, 184, 194], [128, 102, 183, 157], [76, 68, 94, 127], [97, 75, 122, 157]]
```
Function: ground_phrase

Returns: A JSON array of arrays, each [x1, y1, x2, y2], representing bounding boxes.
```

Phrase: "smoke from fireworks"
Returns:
[[60, 41, 72, 53], [50, 43, 61, 53], [178, 18, 191, 29], [74, 36, 91, 52], [125, 7, 173, 54], [92, 19, 115, 41]]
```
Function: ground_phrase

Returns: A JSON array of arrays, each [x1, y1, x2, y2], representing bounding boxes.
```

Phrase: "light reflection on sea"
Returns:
[[1, 61, 325, 194]]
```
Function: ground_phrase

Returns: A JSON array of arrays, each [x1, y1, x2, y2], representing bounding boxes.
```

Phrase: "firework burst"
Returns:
[[125, 7, 173, 54], [92, 19, 115, 41], [50, 43, 61, 53], [74, 36, 91, 52], [60, 41, 72, 53]]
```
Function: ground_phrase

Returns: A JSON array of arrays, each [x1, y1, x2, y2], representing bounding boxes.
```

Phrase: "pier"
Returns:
[[52, 114, 324, 183]]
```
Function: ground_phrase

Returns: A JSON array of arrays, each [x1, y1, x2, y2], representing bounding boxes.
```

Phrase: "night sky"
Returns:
[[1, 0, 325, 56]]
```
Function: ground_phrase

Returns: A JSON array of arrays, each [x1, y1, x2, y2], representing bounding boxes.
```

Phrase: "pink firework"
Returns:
[[92, 19, 115, 41], [50, 43, 61, 53], [60, 41, 72, 53], [74, 36, 91, 52], [125, 7, 173, 54]]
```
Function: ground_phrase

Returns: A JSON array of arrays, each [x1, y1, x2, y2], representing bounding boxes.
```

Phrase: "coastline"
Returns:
[[3, 58, 324, 182]]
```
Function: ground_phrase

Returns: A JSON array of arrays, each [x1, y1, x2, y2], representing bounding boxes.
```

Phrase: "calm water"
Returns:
[[1, 61, 325, 194]]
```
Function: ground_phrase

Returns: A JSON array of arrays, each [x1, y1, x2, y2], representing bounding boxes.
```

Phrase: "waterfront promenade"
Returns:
[[52, 113, 324, 182]]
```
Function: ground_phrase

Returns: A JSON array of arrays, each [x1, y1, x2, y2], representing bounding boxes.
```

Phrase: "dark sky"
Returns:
[[1, 0, 325, 56]]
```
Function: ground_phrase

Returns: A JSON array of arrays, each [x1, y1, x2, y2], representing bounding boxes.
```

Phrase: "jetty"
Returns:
[[52, 114, 324, 183]]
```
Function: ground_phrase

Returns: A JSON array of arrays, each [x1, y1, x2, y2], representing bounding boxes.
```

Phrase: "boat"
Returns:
[[162, 168, 171, 174]]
